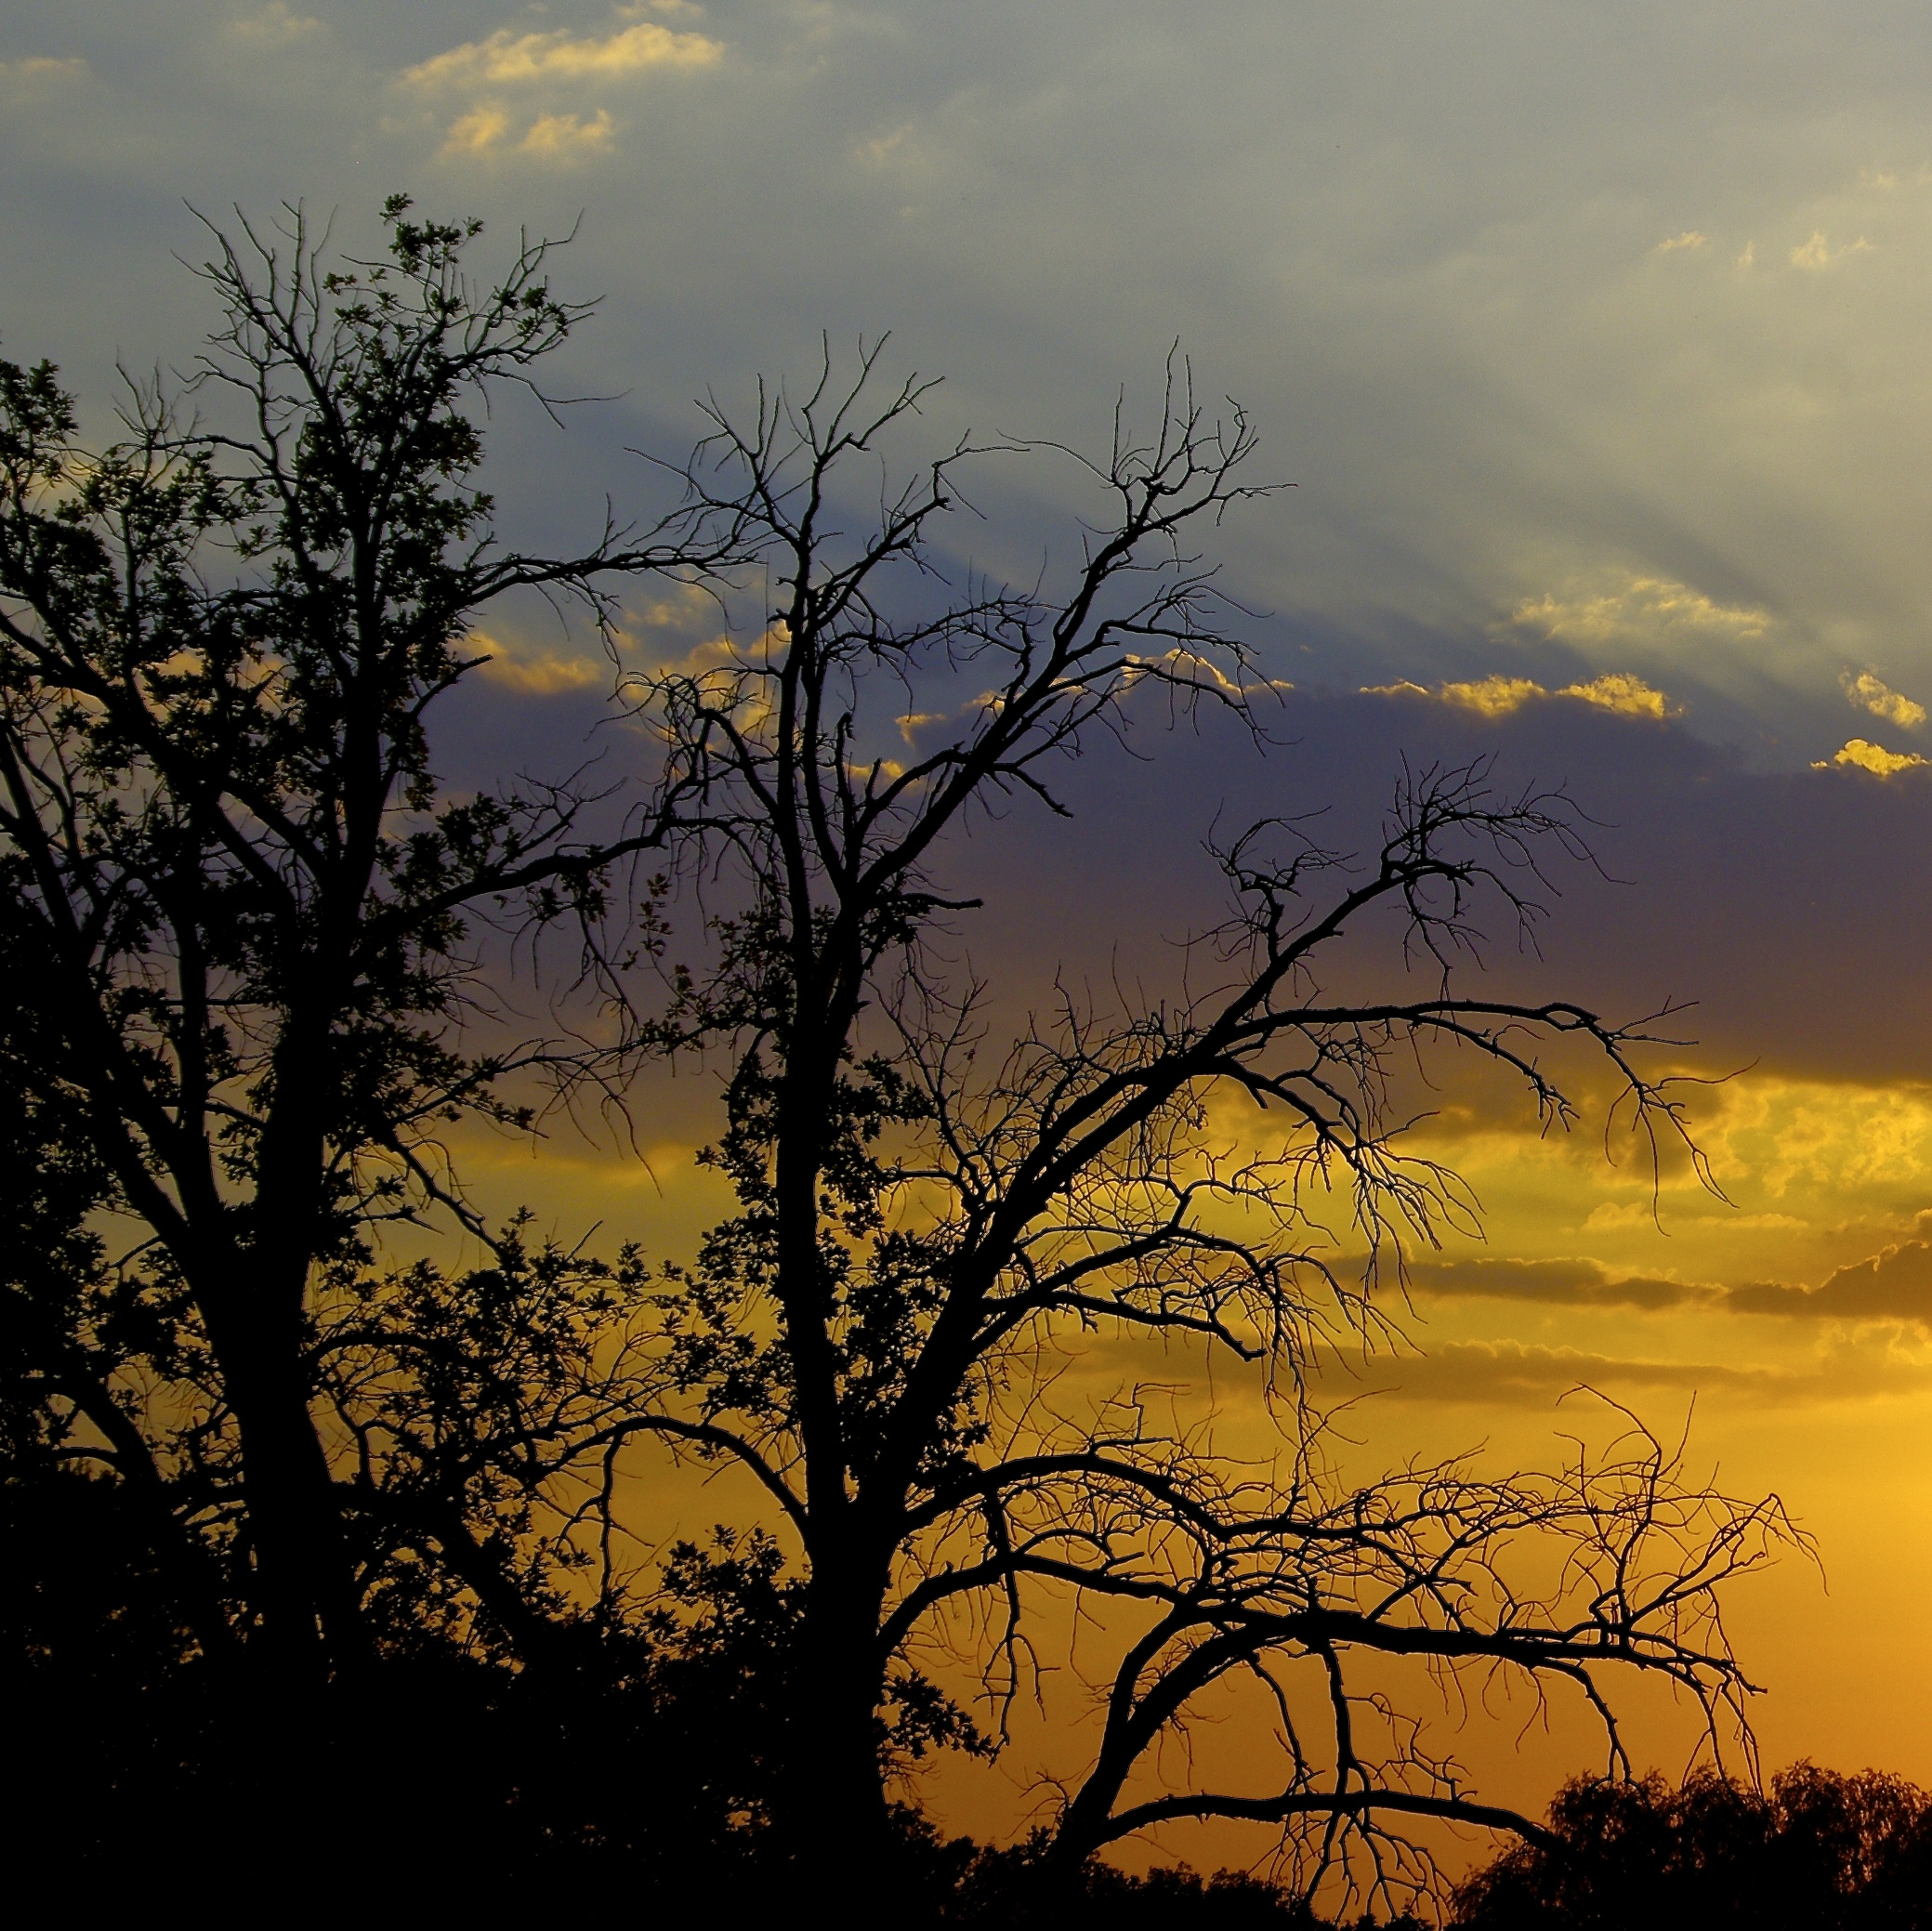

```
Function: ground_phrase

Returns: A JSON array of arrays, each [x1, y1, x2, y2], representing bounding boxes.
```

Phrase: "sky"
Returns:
[[9, 0, 1932, 1860]]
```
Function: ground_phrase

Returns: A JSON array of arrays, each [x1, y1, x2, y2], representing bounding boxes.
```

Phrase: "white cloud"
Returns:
[[1655, 230, 1708, 253]]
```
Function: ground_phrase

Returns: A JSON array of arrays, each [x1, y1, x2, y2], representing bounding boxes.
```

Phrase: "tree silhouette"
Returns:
[[1452, 1764, 1932, 1928], [0, 202, 1806, 1913], [0, 197, 732, 1799], [615, 347, 1799, 1910]]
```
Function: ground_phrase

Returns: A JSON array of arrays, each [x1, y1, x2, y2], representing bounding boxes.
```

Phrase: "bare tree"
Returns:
[[621, 347, 1798, 1907]]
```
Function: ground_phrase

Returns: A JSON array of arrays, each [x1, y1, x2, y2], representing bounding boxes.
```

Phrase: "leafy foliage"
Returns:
[[0, 196, 725, 1670], [1452, 1766, 1932, 1929]]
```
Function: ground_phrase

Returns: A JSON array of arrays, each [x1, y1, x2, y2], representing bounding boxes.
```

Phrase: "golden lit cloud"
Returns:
[[227, 4, 323, 42], [633, 630, 750, 677], [469, 633, 610, 696], [1372, 671, 1676, 718], [1712, 1082, 1932, 1204], [403, 18, 723, 92], [1439, 675, 1544, 716], [1510, 574, 1769, 646], [1844, 670, 1927, 730], [1119, 648, 1287, 700], [1655, 230, 1708, 253], [405, 7, 722, 158], [1815, 738, 1929, 776], [436, 104, 620, 163], [608, 580, 730, 653], [1560, 670, 1675, 716], [1349, 1072, 1932, 1358], [440, 103, 510, 156], [1791, 229, 1873, 271], [518, 110, 616, 157]]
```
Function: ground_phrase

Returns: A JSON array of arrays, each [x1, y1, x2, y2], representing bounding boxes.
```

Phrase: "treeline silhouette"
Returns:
[[1454, 1767, 1932, 1928], [9, 1475, 1930, 1923]]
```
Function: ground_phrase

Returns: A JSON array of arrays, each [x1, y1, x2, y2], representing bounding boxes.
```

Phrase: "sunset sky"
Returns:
[[8, 0, 1932, 1851]]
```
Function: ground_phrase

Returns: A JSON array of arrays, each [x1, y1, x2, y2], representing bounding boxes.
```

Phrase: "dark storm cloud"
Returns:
[[939, 681, 1932, 1085]]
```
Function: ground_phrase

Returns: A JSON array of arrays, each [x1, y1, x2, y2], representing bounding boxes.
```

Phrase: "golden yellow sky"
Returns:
[[440, 1046, 1932, 1854]]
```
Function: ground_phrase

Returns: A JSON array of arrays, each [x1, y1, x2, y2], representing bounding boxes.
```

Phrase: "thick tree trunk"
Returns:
[[784, 1554, 898, 1897], [213, 1317, 370, 1860], [205, 1281, 362, 1680], [226, 1008, 368, 1676]]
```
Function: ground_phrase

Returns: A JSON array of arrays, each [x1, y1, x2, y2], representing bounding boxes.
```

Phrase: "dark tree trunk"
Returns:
[[785, 1550, 898, 1893], [207, 1281, 362, 1680]]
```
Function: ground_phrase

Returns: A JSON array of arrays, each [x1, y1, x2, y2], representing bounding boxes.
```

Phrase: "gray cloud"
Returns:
[[1406, 1257, 1710, 1311], [1399, 1239, 1932, 1328], [7, 1, 1932, 760], [1315, 1337, 1932, 1409], [1730, 1241, 1932, 1324]]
